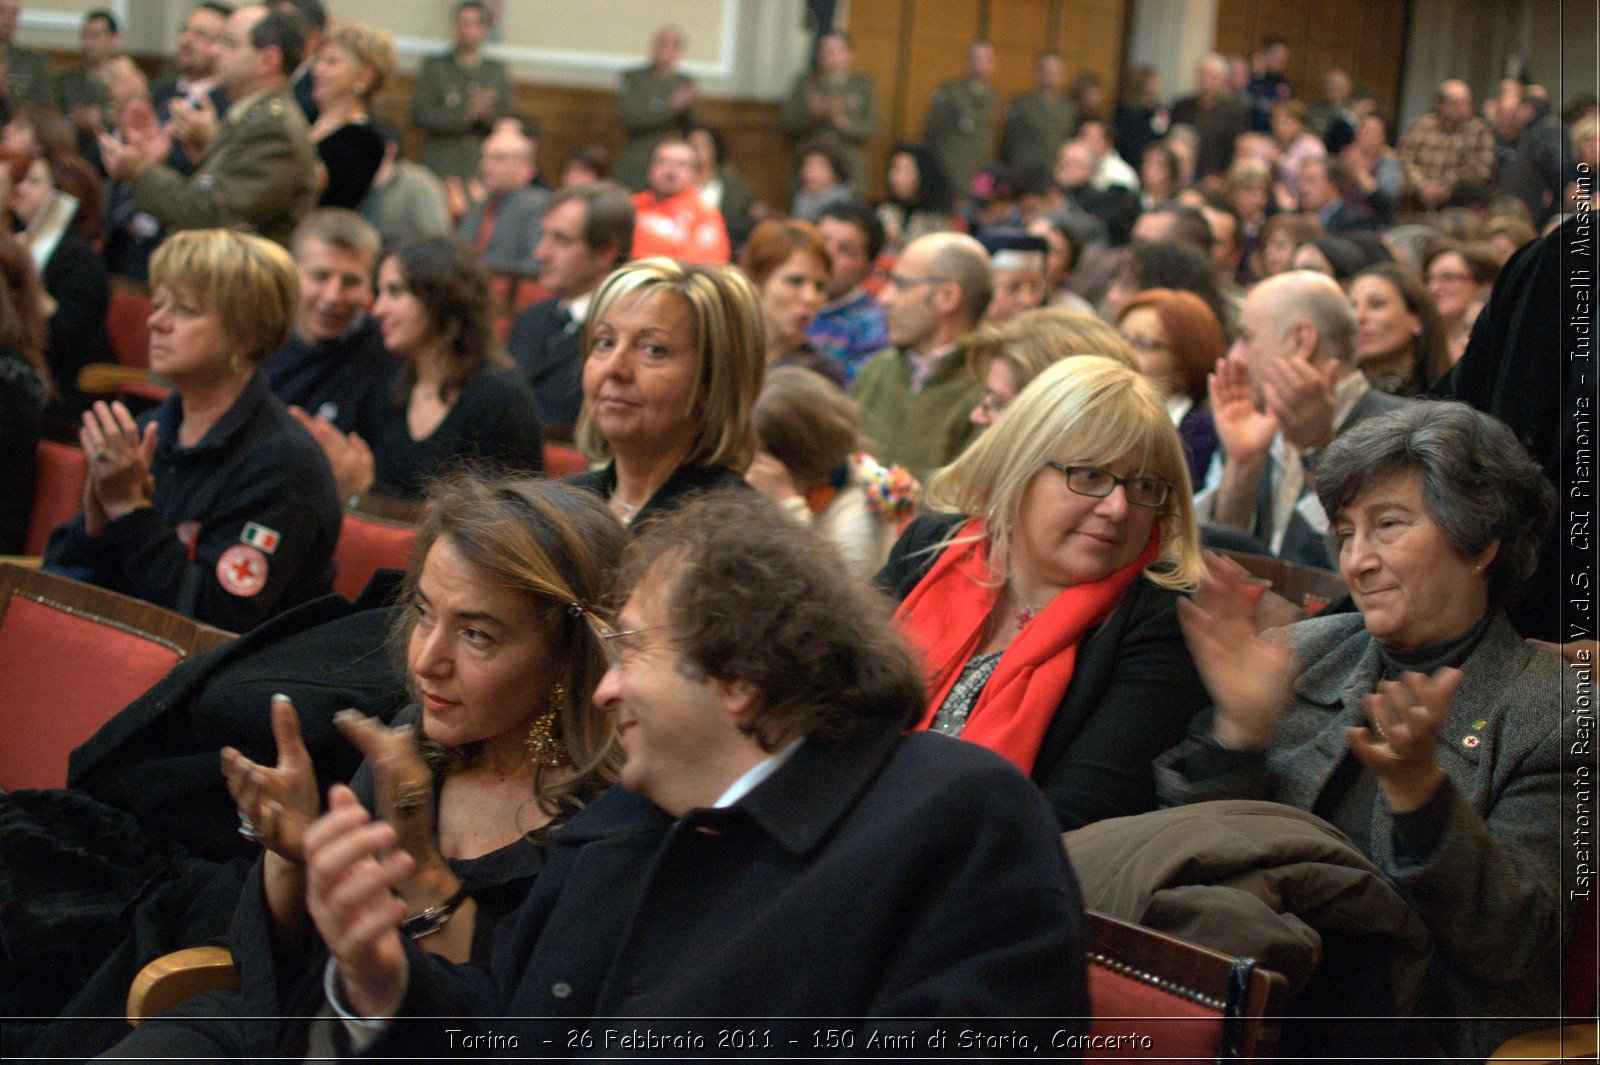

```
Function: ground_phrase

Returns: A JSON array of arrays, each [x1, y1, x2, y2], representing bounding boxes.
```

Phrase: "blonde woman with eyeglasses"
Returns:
[[878, 356, 1206, 831]]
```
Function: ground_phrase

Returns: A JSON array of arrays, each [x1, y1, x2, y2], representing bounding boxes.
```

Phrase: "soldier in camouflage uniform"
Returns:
[[101, 5, 316, 248], [780, 30, 880, 188], [408, 0, 514, 183], [923, 41, 999, 201], [614, 26, 700, 192]]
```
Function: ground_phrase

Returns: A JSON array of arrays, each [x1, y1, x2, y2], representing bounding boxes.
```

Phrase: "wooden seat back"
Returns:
[[1087, 910, 1288, 1060]]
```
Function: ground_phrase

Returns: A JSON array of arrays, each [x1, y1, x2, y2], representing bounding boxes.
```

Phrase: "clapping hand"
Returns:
[[1348, 668, 1458, 812], [289, 406, 375, 500], [305, 785, 413, 1018], [1177, 552, 1297, 750], [79, 400, 156, 535], [1208, 353, 1278, 462], [333, 710, 455, 908], [169, 92, 218, 158], [1260, 354, 1338, 452], [223, 694, 321, 863]]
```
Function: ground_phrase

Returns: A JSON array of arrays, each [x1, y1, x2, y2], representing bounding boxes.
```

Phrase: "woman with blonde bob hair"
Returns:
[[879, 357, 1206, 830], [965, 306, 1137, 428], [573, 257, 763, 526], [308, 21, 395, 208], [44, 229, 342, 632]]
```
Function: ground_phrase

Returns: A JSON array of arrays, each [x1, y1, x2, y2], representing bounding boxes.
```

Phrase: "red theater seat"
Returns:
[[0, 564, 233, 791], [543, 443, 590, 478], [24, 440, 88, 556], [333, 510, 418, 602], [1086, 911, 1287, 1060], [106, 278, 153, 369]]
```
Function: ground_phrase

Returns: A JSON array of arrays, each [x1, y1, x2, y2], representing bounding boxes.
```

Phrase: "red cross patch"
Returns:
[[217, 544, 269, 598]]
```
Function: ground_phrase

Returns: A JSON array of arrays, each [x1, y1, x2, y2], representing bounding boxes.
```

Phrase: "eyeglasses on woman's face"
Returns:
[[1043, 461, 1172, 509]]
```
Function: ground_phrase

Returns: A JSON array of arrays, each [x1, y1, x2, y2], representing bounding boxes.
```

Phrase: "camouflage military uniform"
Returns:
[[923, 76, 998, 198], [132, 85, 318, 247], [780, 71, 880, 186], [408, 51, 514, 181]]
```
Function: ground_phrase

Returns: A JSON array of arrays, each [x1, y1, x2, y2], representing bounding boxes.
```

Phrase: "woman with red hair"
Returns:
[[1116, 288, 1224, 486], [739, 218, 846, 387]]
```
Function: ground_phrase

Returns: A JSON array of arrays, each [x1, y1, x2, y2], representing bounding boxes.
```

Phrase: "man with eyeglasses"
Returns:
[[851, 232, 991, 483], [305, 492, 1087, 1052], [1194, 271, 1409, 569]]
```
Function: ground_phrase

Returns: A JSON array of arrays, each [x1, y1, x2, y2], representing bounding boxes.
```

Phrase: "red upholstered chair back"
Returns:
[[25, 441, 88, 556], [542, 444, 590, 478], [333, 511, 419, 602], [1086, 911, 1287, 1061], [0, 564, 234, 790], [106, 279, 153, 369]]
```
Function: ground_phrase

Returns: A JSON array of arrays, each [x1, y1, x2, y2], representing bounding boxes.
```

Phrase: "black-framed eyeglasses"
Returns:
[[1044, 462, 1172, 509]]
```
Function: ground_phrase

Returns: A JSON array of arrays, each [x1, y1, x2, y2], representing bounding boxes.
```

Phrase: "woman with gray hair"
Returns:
[[1160, 400, 1570, 1061]]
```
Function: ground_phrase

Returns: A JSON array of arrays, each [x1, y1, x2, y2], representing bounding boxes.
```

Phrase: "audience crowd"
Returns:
[[0, 2, 1590, 1061]]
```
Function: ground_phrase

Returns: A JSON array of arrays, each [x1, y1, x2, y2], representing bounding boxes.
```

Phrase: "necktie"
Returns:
[[473, 196, 501, 255]]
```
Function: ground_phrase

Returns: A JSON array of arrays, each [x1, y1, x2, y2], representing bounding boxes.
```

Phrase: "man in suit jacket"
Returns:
[[305, 493, 1087, 1054], [1194, 271, 1409, 568], [1298, 156, 1377, 234], [101, 4, 318, 248], [506, 181, 633, 435], [456, 125, 548, 272], [1170, 54, 1251, 184]]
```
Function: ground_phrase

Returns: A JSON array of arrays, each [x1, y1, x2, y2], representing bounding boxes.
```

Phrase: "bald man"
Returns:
[[1194, 271, 1410, 568], [1170, 54, 1251, 182], [1398, 79, 1495, 209], [456, 125, 548, 271], [614, 25, 699, 191], [851, 232, 991, 481]]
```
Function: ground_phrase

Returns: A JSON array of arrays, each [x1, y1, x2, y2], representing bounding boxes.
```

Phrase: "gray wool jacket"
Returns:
[[1155, 610, 1577, 1062]]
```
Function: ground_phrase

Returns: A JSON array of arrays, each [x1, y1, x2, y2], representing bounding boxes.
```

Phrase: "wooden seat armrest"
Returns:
[[126, 946, 239, 1024]]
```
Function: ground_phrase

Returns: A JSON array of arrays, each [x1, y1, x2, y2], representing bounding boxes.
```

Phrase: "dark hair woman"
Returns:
[[0, 234, 50, 553], [1348, 262, 1449, 396], [7, 147, 111, 412], [296, 236, 544, 502], [100, 475, 627, 1059]]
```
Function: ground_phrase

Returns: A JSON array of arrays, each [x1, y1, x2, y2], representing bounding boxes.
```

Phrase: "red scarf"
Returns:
[[893, 519, 1160, 774]]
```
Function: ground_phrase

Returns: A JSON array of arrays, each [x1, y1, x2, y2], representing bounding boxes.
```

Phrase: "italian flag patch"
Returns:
[[241, 522, 281, 555]]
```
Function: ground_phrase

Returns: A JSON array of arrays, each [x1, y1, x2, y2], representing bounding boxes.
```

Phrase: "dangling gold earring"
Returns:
[[524, 682, 570, 767]]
